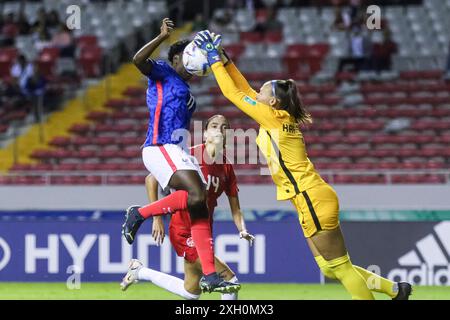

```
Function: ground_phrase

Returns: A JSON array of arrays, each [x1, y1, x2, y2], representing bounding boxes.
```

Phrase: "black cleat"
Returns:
[[392, 282, 412, 300], [199, 272, 241, 294], [122, 205, 145, 244]]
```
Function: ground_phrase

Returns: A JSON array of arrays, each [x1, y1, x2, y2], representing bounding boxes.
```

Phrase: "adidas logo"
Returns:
[[387, 221, 450, 286]]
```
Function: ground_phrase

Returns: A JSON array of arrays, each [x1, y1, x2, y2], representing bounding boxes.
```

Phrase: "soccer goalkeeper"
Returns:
[[194, 30, 412, 300]]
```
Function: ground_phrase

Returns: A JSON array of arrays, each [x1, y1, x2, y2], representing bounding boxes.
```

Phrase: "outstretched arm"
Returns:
[[133, 18, 173, 76], [224, 58, 257, 100], [211, 61, 276, 128], [195, 31, 277, 127], [228, 195, 255, 245], [145, 174, 165, 245]]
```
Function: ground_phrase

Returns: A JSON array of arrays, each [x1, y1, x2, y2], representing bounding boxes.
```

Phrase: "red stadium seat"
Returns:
[[49, 136, 71, 148], [0, 47, 18, 77], [119, 163, 146, 171], [76, 35, 98, 48], [128, 176, 145, 185], [37, 47, 60, 78], [53, 163, 78, 171], [240, 32, 263, 43], [30, 149, 53, 161], [105, 99, 128, 109], [78, 163, 101, 171], [77, 149, 96, 159], [0, 124, 9, 134], [86, 111, 110, 122], [78, 46, 102, 77], [10, 163, 33, 171], [69, 123, 91, 135], [93, 136, 115, 146], [123, 86, 145, 97], [264, 32, 283, 43], [97, 163, 121, 171], [31, 163, 53, 171], [223, 44, 245, 60], [81, 176, 102, 185]]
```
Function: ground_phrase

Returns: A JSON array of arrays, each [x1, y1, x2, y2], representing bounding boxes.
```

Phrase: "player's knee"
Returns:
[[187, 190, 208, 219], [314, 255, 337, 280], [319, 266, 337, 280]]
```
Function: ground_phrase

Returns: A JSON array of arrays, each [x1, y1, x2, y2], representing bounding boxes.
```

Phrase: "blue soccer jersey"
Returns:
[[144, 60, 196, 146]]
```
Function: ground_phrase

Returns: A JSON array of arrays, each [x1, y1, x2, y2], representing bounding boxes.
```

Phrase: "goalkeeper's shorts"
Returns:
[[290, 183, 340, 238]]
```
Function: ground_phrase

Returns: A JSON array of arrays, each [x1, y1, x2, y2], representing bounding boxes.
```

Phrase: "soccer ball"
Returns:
[[182, 41, 211, 77]]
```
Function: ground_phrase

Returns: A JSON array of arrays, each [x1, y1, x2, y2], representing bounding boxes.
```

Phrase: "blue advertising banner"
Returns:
[[0, 211, 320, 283]]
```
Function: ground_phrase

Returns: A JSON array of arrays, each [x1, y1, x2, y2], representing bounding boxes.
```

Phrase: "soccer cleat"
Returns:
[[392, 282, 412, 300], [199, 272, 241, 294], [122, 205, 145, 245], [120, 259, 143, 291]]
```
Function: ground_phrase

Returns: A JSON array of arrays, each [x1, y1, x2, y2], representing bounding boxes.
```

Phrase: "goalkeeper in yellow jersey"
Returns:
[[194, 30, 412, 300]]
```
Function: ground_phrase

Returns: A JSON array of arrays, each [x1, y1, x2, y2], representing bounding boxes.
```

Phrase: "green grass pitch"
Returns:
[[0, 283, 449, 300]]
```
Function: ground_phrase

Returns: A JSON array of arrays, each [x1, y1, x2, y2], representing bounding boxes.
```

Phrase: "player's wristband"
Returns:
[[206, 49, 221, 66], [221, 48, 231, 66]]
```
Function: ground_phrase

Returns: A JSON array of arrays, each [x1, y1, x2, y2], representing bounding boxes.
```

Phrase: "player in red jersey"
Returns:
[[120, 115, 254, 299]]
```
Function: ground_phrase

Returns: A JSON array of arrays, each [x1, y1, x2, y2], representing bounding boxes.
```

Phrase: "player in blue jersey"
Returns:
[[121, 18, 240, 294]]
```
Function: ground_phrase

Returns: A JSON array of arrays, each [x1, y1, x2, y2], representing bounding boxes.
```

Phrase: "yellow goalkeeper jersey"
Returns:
[[211, 62, 326, 201]]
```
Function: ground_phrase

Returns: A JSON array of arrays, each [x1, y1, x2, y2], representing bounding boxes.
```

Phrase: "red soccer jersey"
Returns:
[[169, 144, 238, 230]]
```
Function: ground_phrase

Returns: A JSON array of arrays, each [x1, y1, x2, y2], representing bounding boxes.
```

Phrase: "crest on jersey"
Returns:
[[186, 237, 195, 248]]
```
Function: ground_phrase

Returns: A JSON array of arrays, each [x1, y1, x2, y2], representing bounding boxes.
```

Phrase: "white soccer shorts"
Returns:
[[142, 144, 206, 189]]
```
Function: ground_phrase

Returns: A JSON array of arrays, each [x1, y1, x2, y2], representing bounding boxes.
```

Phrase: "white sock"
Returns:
[[138, 267, 200, 300], [221, 276, 239, 300]]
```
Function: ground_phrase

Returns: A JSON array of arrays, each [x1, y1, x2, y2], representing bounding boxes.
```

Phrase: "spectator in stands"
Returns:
[[191, 13, 208, 32], [253, 6, 282, 33], [1, 77, 24, 105], [33, 25, 52, 51], [23, 62, 46, 98], [51, 23, 75, 57], [17, 10, 31, 35], [10, 54, 33, 94], [17, 0, 31, 35], [32, 7, 47, 29], [372, 29, 397, 72], [338, 25, 372, 72], [445, 42, 450, 80], [333, 5, 351, 31], [1, 12, 19, 46], [23, 62, 47, 123], [349, 0, 364, 28], [209, 10, 238, 34], [46, 9, 61, 36]]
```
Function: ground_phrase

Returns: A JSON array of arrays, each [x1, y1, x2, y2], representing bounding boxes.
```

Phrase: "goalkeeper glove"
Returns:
[[194, 30, 221, 65]]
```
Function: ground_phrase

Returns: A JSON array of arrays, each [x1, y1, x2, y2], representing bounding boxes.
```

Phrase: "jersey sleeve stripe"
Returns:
[[152, 81, 164, 145]]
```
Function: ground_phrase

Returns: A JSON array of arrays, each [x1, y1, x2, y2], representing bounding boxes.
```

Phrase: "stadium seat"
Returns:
[[76, 35, 98, 48], [37, 47, 60, 78], [78, 46, 103, 77], [0, 47, 18, 78], [240, 32, 264, 43]]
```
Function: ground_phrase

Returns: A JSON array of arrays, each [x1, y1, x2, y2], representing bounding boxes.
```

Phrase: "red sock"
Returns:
[[191, 218, 216, 275], [138, 190, 188, 219]]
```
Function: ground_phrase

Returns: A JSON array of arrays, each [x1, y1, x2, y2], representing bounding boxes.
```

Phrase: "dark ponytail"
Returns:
[[273, 79, 312, 125]]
